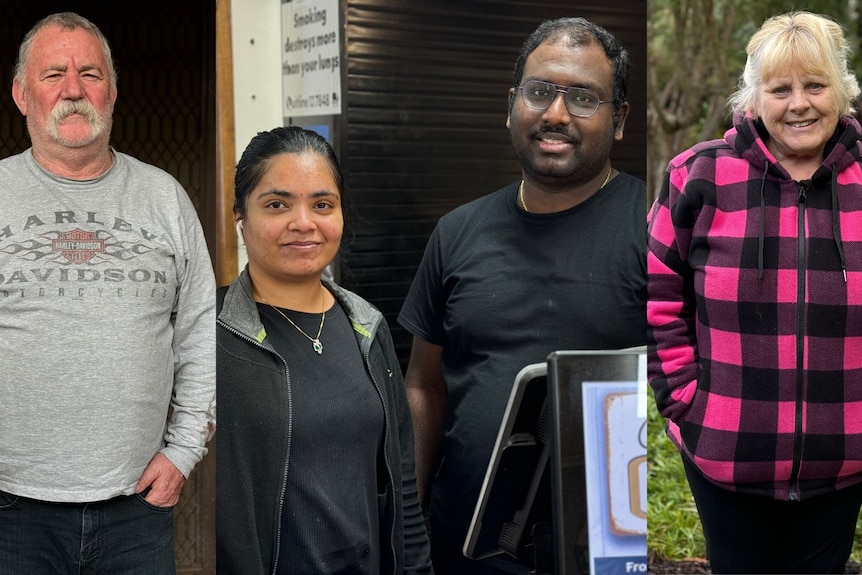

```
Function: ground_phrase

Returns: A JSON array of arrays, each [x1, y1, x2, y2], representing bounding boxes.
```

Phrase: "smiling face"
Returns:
[[12, 25, 116, 153], [240, 152, 343, 289], [756, 69, 840, 165], [507, 38, 627, 187]]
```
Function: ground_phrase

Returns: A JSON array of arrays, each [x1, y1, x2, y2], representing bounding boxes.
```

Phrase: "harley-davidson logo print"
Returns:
[[51, 228, 105, 264], [2, 228, 154, 265]]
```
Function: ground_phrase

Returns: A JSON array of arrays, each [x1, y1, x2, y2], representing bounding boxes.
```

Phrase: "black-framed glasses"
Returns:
[[517, 80, 610, 118]]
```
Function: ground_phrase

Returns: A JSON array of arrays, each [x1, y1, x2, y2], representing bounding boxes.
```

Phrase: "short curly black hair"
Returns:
[[511, 17, 630, 122]]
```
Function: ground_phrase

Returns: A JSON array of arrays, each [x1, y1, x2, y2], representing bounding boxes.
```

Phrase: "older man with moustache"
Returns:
[[0, 12, 215, 575]]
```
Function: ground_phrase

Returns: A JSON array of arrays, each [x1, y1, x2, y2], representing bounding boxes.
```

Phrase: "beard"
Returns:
[[510, 126, 614, 188], [47, 99, 111, 147]]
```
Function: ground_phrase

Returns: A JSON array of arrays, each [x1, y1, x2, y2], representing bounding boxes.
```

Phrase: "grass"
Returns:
[[647, 396, 705, 561], [647, 392, 862, 563]]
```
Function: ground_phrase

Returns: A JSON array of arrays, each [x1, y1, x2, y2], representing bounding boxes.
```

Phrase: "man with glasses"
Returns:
[[398, 17, 646, 574]]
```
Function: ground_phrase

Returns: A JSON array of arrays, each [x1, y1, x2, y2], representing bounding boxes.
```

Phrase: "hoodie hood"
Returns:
[[725, 114, 862, 180], [723, 114, 861, 281]]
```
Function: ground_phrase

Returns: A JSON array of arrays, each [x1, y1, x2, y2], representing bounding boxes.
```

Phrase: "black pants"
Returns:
[[682, 456, 862, 574]]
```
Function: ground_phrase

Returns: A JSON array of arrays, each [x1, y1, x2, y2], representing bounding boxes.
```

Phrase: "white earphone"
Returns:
[[235, 220, 244, 245]]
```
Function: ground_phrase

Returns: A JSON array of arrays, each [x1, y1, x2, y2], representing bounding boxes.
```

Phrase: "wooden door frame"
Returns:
[[216, 0, 238, 286]]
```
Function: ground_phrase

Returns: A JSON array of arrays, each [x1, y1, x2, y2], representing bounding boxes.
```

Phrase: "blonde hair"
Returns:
[[728, 11, 860, 117]]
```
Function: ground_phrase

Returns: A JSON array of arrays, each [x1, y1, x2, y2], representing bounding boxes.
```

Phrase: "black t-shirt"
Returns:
[[398, 174, 647, 552], [259, 300, 384, 575]]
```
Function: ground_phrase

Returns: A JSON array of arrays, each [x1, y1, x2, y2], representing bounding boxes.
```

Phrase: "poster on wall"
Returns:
[[281, 0, 342, 117], [582, 380, 647, 575]]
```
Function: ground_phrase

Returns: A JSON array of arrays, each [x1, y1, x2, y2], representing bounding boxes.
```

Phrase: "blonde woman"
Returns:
[[648, 12, 862, 574]]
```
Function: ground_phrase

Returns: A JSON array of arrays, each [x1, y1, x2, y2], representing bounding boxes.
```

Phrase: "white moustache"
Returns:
[[51, 99, 99, 123]]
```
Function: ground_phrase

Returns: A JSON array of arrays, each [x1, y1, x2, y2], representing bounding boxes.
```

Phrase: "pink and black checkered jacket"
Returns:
[[648, 114, 862, 501]]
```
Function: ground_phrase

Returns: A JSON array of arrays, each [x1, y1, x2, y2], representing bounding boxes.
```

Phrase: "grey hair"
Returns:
[[14, 12, 116, 90]]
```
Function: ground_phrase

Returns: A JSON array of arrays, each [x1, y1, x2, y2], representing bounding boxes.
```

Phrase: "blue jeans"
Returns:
[[0, 489, 175, 575]]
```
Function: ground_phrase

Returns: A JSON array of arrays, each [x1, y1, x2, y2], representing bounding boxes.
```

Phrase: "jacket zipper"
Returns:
[[788, 183, 808, 501], [362, 315, 398, 575], [217, 319, 293, 574]]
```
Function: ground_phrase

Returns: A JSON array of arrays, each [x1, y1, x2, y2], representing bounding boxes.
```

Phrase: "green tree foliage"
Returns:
[[647, 0, 859, 203]]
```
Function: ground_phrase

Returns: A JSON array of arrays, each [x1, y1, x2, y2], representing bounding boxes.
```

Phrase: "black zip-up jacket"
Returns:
[[216, 268, 433, 574]]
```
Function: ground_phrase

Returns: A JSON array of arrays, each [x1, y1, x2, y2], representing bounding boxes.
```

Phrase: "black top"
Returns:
[[259, 300, 384, 575], [398, 174, 648, 559], [216, 271, 433, 575]]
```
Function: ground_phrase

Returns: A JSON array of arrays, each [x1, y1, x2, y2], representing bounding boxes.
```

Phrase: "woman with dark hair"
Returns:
[[216, 126, 432, 575], [648, 11, 862, 574]]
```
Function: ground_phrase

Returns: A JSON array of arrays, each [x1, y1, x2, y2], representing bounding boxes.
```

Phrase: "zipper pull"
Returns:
[[797, 184, 807, 204]]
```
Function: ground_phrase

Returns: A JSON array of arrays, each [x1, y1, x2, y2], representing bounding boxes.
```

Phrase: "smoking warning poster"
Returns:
[[281, 0, 342, 116]]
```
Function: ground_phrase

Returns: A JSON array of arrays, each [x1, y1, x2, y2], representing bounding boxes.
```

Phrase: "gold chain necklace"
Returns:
[[518, 166, 613, 213], [257, 288, 326, 355], [518, 180, 529, 211]]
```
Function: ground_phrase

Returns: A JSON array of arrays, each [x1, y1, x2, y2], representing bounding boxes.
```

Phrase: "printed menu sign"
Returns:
[[582, 381, 647, 575]]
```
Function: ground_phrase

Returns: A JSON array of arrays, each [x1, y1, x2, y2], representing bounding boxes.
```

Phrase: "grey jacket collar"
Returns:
[[218, 266, 382, 353]]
